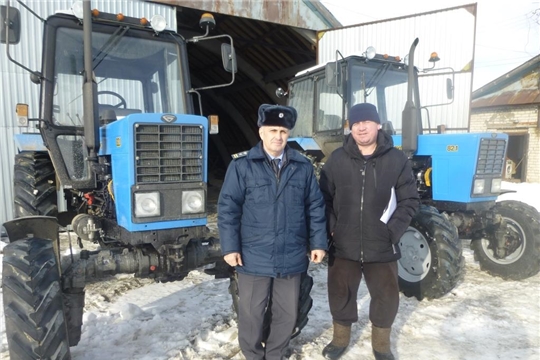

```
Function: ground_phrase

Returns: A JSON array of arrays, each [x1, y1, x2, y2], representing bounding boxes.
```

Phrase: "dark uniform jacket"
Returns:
[[218, 142, 328, 277], [319, 132, 419, 263]]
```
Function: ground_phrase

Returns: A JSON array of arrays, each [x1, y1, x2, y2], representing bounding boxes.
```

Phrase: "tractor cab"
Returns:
[[286, 49, 415, 161]]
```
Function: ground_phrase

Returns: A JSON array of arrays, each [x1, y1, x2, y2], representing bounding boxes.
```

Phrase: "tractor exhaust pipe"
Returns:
[[402, 38, 420, 158], [82, 0, 99, 161]]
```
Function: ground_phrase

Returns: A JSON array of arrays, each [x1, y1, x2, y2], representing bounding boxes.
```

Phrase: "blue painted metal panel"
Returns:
[[288, 137, 321, 150], [99, 113, 208, 232], [393, 133, 508, 203], [14, 134, 47, 152]]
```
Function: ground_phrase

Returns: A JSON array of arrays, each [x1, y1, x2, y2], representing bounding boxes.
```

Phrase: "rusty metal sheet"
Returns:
[[471, 89, 540, 108], [154, 0, 339, 29]]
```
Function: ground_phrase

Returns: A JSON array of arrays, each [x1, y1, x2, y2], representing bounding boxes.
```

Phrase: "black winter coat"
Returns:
[[319, 132, 419, 263], [218, 143, 328, 277]]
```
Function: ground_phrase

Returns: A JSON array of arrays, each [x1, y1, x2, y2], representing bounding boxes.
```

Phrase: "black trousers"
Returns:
[[327, 257, 399, 328], [237, 272, 301, 360]]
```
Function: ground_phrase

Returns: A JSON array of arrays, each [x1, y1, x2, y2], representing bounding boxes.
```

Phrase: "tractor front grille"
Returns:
[[135, 124, 203, 184], [476, 138, 506, 176]]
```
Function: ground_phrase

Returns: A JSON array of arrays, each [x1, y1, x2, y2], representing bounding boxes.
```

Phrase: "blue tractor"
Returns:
[[0, 1, 240, 358], [281, 38, 540, 300]]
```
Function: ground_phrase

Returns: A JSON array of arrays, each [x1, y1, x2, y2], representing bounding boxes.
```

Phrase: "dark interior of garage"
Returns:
[[173, 6, 318, 184]]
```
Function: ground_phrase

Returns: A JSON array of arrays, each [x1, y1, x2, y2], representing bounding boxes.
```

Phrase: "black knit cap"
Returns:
[[349, 103, 380, 129], [257, 104, 297, 130]]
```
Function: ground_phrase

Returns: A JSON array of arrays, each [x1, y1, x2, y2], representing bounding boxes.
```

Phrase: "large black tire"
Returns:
[[228, 271, 314, 341], [471, 200, 540, 280], [398, 205, 465, 301], [2, 238, 71, 359], [13, 152, 57, 218]]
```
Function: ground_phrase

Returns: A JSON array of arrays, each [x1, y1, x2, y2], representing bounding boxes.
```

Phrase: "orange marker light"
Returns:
[[117, 13, 125, 21], [140, 17, 149, 26], [429, 52, 440, 62], [92, 9, 99, 17]]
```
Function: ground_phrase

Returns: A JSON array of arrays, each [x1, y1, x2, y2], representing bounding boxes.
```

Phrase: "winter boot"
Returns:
[[322, 322, 351, 360], [372, 326, 395, 360]]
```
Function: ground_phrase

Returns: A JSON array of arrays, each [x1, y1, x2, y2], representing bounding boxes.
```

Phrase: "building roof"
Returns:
[[471, 55, 540, 109]]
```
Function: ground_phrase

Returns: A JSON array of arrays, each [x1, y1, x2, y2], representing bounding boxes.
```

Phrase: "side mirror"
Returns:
[[325, 62, 337, 88], [446, 78, 454, 100], [0, 5, 21, 45], [221, 43, 237, 73]]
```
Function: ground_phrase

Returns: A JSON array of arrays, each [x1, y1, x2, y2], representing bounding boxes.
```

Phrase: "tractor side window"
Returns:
[[315, 76, 342, 132], [54, 73, 84, 126], [57, 134, 88, 180], [288, 79, 314, 138]]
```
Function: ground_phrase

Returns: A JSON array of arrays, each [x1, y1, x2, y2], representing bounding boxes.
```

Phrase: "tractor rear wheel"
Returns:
[[228, 271, 313, 340], [472, 200, 540, 280], [398, 205, 464, 300], [13, 152, 57, 217], [2, 238, 71, 359]]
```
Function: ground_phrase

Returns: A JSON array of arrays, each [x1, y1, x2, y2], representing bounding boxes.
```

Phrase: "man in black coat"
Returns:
[[319, 103, 420, 360]]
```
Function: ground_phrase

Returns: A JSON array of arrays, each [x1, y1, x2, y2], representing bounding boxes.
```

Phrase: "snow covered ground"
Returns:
[[0, 182, 539, 359]]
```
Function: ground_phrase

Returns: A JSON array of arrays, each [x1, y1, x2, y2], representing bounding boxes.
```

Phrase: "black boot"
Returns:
[[322, 322, 351, 360], [372, 326, 395, 360]]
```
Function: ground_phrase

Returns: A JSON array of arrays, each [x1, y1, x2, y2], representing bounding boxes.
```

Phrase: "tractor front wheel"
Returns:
[[2, 238, 71, 359], [472, 200, 540, 280], [13, 152, 57, 218], [398, 205, 465, 300]]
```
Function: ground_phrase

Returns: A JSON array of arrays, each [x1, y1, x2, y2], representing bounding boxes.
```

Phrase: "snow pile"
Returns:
[[0, 182, 539, 359]]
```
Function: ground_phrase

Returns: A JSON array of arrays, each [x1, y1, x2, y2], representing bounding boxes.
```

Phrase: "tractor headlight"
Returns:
[[473, 179, 485, 195], [134, 192, 161, 217], [491, 178, 502, 193], [182, 190, 205, 214], [150, 14, 167, 32]]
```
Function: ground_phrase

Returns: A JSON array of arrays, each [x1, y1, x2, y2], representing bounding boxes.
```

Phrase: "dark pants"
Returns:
[[328, 257, 399, 328], [237, 272, 301, 360]]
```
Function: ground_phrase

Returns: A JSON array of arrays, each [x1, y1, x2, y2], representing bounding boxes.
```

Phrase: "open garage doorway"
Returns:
[[504, 133, 528, 182]]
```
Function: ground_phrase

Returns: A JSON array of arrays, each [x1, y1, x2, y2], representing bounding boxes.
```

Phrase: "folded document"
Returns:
[[380, 187, 397, 224]]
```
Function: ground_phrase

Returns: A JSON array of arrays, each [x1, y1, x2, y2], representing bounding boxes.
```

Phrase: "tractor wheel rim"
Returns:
[[398, 227, 431, 282], [480, 216, 526, 264]]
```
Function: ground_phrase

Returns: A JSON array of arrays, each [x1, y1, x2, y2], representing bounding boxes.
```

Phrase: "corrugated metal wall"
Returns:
[[0, 0, 176, 228], [317, 4, 477, 133]]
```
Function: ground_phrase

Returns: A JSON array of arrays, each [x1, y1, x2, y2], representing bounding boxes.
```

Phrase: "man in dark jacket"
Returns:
[[319, 103, 419, 360], [218, 104, 327, 360]]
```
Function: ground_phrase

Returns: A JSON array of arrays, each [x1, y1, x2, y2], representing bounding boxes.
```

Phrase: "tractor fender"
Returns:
[[14, 133, 47, 152]]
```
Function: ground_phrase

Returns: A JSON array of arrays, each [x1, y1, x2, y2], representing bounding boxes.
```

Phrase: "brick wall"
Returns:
[[470, 106, 539, 183]]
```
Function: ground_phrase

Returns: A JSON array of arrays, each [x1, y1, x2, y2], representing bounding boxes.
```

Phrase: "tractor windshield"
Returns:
[[52, 26, 186, 127], [349, 62, 408, 132]]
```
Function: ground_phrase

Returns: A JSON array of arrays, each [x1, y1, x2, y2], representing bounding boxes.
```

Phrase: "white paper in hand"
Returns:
[[380, 186, 397, 224]]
